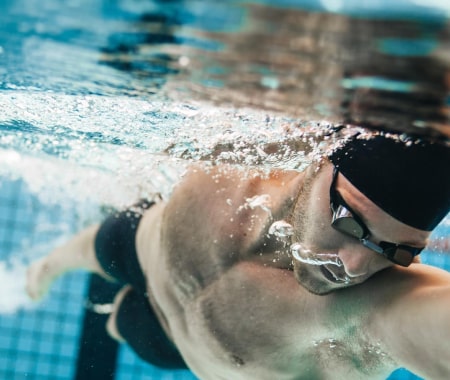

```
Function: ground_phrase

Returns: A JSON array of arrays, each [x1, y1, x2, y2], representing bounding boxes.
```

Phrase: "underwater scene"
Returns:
[[0, 0, 449, 379]]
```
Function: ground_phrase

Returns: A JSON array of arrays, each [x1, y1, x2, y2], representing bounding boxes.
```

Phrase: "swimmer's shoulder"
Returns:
[[159, 164, 305, 268], [169, 164, 304, 215], [376, 263, 450, 290]]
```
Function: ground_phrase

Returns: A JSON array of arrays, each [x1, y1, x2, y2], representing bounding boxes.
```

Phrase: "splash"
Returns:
[[0, 235, 86, 314], [236, 194, 273, 217], [246, 194, 272, 212], [0, 260, 32, 314], [0, 92, 324, 170]]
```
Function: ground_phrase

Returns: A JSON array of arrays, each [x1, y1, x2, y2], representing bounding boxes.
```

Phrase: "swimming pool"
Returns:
[[0, 0, 449, 379]]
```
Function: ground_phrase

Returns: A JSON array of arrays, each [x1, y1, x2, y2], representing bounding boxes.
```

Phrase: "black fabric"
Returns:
[[329, 134, 450, 230], [94, 200, 188, 369], [75, 275, 122, 380], [116, 288, 188, 369], [94, 200, 152, 292]]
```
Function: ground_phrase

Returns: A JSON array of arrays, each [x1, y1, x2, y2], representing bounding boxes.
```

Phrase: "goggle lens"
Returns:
[[379, 243, 421, 267], [331, 216, 366, 240]]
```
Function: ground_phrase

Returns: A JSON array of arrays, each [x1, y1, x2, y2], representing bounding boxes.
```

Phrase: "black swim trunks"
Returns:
[[94, 200, 188, 369]]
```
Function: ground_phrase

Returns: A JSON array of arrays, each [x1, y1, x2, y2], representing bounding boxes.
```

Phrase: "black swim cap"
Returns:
[[328, 133, 450, 231]]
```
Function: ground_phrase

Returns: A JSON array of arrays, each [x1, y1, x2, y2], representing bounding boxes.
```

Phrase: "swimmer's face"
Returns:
[[291, 162, 430, 295]]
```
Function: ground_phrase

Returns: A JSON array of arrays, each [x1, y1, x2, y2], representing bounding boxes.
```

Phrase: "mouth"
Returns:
[[320, 265, 351, 284]]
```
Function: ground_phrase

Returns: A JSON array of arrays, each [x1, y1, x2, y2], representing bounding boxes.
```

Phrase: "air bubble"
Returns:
[[290, 243, 343, 267], [268, 220, 293, 237]]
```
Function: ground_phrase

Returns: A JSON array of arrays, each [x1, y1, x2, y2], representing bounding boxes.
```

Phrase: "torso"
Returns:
[[135, 165, 446, 380]]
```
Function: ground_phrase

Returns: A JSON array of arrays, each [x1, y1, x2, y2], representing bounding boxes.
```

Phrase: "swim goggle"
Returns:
[[330, 167, 423, 267]]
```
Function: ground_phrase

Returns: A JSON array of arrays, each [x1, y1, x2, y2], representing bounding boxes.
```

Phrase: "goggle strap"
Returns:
[[360, 238, 384, 254]]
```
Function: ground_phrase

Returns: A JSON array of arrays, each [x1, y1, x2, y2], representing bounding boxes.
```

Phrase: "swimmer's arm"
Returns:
[[27, 224, 110, 300], [370, 265, 450, 379]]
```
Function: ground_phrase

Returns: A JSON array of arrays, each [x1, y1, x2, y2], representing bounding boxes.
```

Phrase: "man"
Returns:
[[27, 129, 450, 379]]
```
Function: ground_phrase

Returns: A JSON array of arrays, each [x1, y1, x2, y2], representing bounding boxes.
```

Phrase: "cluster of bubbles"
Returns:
[[0, 91, 341, 209]]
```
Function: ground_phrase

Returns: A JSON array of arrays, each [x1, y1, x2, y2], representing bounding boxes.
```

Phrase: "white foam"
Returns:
[[0, 260, 32, 314]]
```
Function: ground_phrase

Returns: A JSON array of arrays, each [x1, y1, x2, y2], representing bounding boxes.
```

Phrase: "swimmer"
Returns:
[[27, 129, 450, 380]]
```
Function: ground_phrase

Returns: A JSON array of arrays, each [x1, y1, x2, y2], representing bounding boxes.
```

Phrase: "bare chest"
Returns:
[[173, 309, 394, 380], [160, 264, 395, 380]]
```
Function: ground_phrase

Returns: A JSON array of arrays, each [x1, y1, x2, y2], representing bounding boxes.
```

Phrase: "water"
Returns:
[[1, 1, 449, 203], [291, 242, 344, 267], [268, 220, 294, 238], [0, 0, 449, 379], [1, 0, 448, 206]]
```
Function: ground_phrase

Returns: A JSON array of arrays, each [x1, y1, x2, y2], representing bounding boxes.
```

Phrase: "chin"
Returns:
[[297, 276, 354, 295], [300, 282, 335, 296], [293, 265, 332, 295], [293, 262, 352, 295]]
